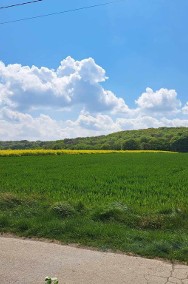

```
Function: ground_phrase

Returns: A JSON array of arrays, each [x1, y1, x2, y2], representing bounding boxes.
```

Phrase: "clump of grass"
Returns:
[[93, 203, 169, 229], [74, 201, 87, 214], [137, 215, 165, 230], [93, 202, 134, 224], [93, 204, 188, 231], [51, 202, 76, 218], [0, 214, 10, 228], [94, 208, 125, 222], [16, 220, 30, 232], [0, 193, 22, 209], [159, 207, 182, 215], [51, 200, 88, 218]]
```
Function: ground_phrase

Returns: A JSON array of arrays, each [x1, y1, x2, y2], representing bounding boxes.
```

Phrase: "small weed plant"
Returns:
[[45, 277, 58, 284]]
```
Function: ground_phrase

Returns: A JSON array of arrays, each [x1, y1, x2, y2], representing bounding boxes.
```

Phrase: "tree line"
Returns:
[[0, 127, 188, 152]]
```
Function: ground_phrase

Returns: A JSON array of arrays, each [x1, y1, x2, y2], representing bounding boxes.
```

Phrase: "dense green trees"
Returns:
[[122, 139, 140, 150], [171, 135, 188, 152], [0, 127, 188, 152]]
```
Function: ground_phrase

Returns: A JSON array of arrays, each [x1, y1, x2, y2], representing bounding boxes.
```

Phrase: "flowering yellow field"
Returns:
[[0, 149, 177, 156]]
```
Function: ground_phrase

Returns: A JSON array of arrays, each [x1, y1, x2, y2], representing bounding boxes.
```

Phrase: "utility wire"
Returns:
[[0, 0, 43, 10], [0, 0, 125, 25]]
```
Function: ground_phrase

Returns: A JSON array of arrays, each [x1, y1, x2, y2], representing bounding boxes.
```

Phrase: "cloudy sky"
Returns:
[[0, 0, 188, 140]]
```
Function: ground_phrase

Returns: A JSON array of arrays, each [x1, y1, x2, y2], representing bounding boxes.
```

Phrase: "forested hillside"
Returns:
[[0, 127, 188, 152]]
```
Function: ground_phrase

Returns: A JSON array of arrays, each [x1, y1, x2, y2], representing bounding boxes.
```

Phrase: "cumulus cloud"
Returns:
[[0, 108, 66, 141], [116, 116, 162, 130], [136, 87, 181, 114], [0, 108, 119, 140], [0, 57, 188, 140], [116, 116, 188, 130], [0, 56, 128, 113], [182, 103, 188, 114], [1, 107, 187, 141], [67, 111, 120, 132]]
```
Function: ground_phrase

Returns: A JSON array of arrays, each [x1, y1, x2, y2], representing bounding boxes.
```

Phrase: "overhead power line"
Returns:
[[0, 0, 125, 25], [0, 0, 43, 10]]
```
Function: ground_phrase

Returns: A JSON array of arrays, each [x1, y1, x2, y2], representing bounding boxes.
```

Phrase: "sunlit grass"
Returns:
[[0, 152, 187, 262]]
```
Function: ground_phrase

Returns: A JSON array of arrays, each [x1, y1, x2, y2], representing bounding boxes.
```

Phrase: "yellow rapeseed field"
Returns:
[[0, 149, 177, 156]]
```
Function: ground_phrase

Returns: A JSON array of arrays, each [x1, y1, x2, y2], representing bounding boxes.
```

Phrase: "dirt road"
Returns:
[[0, 236, 188, 284]]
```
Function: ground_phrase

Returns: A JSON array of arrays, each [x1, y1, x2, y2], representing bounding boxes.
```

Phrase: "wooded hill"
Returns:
[[1, 127, 188, 152]]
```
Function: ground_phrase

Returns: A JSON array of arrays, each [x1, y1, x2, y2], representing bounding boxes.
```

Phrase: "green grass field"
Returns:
[[0, 152, 188, 262]]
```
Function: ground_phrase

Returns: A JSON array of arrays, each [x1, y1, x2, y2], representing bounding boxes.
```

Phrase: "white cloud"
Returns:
[[0, 109, 120, 140], [0, 57, 188, 141], [1, 107, 187, 141], [0, 108, 65, 140], [0, 57, 128, 113], [182, 103, 188, 114], [67, 111, 120, 132], [57, 56, 106, 83], [116, 116, 163, 130], [116, 116, 188, 130], [160, 117, 188, 127], [136, 87, 181, 114]]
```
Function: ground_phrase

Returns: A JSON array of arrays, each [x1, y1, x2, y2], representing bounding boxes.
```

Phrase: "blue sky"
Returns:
[[0, 0, 188, 140]]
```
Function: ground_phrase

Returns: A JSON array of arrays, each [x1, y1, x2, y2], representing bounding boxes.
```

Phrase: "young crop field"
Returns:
[[0, 152, 188, 262]]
